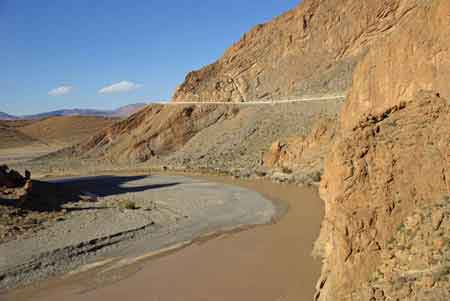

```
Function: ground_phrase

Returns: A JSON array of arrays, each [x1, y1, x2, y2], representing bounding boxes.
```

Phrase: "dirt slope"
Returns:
[[164, 101, 341, 172], [18, 116, 117, 147], [73, 104, 236, 163], [0, 122, 37, 149], [65, 100, 342, 168]]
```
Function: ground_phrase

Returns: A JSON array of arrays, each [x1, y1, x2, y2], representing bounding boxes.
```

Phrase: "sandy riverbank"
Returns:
[[1, 175, 275, 291], [5, 174, 324, 301]]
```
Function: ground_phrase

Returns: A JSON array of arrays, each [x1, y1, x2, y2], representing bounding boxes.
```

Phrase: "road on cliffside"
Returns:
[[153, 94, 346, 106]]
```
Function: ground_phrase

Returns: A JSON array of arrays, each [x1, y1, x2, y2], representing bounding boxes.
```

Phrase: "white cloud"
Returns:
[[48, 85, 73, 96], [98, 81, 142, 94]]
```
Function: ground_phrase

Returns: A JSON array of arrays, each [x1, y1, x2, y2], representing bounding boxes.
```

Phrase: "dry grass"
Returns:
[[118, 200, 138, 210]]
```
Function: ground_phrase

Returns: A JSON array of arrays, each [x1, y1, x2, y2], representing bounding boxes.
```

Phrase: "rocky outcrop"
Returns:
[[315, 91, 449, 300], [0, 165, 29, 190], [341, 0, 450, 131], [0, 166, 68, 242], [364, 196, 450, 300], [173, 0, 422, 102], [314, 2, 450, 299], [263, 117, 337, 177]]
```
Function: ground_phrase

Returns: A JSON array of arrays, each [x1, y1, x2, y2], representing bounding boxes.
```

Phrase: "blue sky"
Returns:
[[0, 0, 299, 115]]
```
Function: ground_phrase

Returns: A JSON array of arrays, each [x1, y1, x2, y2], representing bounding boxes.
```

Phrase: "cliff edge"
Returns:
[[315, 1, 450, 300]]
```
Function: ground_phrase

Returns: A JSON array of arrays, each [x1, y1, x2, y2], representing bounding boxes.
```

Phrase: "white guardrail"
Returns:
[[150, 94, 346, 106]]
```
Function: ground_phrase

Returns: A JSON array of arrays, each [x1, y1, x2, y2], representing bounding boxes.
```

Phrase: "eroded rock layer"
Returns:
[[316, 91, 449, 300], [341, 0, 450, 130], [365, 196, 450, 300], [263, 117, 337, 177], [173, 0, 423, 102], [74, 104, 236, 163], [314, 1, 450, 299]]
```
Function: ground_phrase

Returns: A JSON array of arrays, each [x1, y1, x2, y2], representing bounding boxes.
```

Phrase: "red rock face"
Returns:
[[317, 92, 449, 300], [315, 2, 450, 299], [263, 118, 336, 173], [341, 0, 450, 131]]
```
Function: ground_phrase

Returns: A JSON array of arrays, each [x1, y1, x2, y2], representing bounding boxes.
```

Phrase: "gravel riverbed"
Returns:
[[0, 175, 276, 290]]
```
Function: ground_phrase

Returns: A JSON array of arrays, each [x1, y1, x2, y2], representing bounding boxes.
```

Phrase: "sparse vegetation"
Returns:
[[255, 170, 267, 177], [310, 171, 322, 182], [281, 167, 293, 174], [118, 200, 138, 210]]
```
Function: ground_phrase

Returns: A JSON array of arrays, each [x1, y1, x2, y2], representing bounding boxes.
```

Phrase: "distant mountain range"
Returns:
[[0, 103, 147, 120], [0, 112, 18, 120]]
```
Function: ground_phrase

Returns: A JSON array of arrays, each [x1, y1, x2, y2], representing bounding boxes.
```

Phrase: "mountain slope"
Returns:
[[72, 0, 417, 163], [109, 103, 147, 117], [173, 0, 419, 102]]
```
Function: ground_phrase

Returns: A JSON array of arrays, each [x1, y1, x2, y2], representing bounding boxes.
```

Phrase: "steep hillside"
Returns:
[[163, 101, 341, 173], [66, 100, 342, 167], [366, 196, 450, 300], [109, 103, 147, 117], [173, 0, 419, 102], [76, 104, 238, 162], [71, 0, 418, 163]]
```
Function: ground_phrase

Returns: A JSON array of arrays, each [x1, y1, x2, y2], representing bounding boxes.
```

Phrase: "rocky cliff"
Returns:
[[316, 91, 449, 300], [173, 0, 421, 102], [314, 1, 450, 300]]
